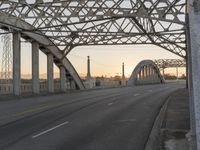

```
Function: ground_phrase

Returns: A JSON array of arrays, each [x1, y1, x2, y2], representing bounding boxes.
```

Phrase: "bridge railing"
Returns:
[[0, 81, 71, 95]]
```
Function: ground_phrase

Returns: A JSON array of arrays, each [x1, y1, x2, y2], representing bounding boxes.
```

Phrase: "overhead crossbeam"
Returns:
[[153, 59, 186, 69], [0, 0, 186, 58]]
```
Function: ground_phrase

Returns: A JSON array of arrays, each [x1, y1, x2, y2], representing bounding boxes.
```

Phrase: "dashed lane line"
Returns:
[[32, 121, 69, 138]]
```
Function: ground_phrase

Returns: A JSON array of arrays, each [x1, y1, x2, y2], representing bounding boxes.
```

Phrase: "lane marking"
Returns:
[[108, 102, 114, 106], [134, 93, 140, 96], [32, 121, 69, 138], [116, 119, 137, 122], [148, 90, 153, 92]]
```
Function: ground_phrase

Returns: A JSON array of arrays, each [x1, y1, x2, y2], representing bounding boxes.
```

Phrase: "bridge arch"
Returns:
[[128, 60, 164, 86], [0, 12, 84, 94]]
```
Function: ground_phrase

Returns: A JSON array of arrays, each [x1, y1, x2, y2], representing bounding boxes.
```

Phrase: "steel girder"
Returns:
[[0, 0, 186, 58], [153, 59, 186, 69]]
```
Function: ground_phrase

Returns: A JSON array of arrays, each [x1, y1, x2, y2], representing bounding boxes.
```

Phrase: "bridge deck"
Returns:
[[0, 83, 185, 150]]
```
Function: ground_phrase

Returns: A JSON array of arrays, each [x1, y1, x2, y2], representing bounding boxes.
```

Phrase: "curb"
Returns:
[[144, 94, 171, 150]]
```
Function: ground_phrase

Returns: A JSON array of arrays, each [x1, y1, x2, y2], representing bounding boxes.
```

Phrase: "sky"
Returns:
[[0, 36, 185, 79], [67, 45, 185, 78]]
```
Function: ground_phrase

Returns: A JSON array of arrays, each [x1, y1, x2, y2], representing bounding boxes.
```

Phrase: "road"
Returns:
[[0, 83, 184, 150]]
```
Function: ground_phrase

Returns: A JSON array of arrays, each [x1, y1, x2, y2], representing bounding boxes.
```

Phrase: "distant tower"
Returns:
[[122, 62, 125, 79], [0, 33, 12, 83], [87, 56, 91, 79]]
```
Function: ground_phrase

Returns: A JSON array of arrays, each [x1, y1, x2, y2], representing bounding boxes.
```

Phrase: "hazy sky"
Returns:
[[0, 37, 185, 78]]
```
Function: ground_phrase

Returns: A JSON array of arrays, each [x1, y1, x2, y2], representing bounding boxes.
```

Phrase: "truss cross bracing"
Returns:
[[0, 32, 12, 81], [153, 59, 186, 69], [0, 0, 186, 58]]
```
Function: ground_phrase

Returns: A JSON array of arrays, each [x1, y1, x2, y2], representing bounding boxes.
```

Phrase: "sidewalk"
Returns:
[[161, 88, 190, 150]]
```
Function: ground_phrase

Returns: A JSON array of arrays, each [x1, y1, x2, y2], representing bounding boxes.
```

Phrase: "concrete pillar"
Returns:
[[138, 70, 142, 80], [188, 1, 200, 149], [146, 66, 148, 76], [60, 66, 66, 92], [141, 67, 145, 80], [144, 66, 148, 83], [47, 53, 54, 93], [32, 41, 39, 94], [143, 66, 146, 78], [148, 66, 151, 77], [13, 32, 21, 95], [152, 68, 156, 83], [70, 80, 76, 89], [162, 68, 165, 80], [150, 67, 153, 83]]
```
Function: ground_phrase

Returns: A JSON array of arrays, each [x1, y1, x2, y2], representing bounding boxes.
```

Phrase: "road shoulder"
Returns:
[[145, 88, 190, 150]]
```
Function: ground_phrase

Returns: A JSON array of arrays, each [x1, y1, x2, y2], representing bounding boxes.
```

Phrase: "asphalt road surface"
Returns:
[[0, 83, 184, 150]]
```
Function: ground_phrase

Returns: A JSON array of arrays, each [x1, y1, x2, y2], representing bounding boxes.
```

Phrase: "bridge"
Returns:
[[0, 0, 200, 150], [128, 60, 164, 85]]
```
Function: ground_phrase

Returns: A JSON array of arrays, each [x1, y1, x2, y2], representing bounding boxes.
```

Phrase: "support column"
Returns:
[[146, 66, 148, 76], [141, 67, 145, 80], [60, 66, 66, 92], [138, 70, 142, 80], [162, 68, 165, 80], [144, 66, 148, 83], [70, 80, 76, 89], [13, 32, 21, 95], [150, 67, 153, 83], [152, 68, 156, 83], [148, 66, 151, 77], [188, 1, 200, 149], [47, 53, 54, 93], [32, 41, 39, 94]]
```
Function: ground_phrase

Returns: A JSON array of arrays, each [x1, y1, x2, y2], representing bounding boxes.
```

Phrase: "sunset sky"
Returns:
[[0, 37, 185, 79]]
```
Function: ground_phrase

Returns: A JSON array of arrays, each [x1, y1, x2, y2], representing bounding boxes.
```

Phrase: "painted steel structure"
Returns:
[[3, 1, 200, 150], [0, 33, 12, 81], [0, 0, 187, 94], [153, 59, 186, 69], [128, 60, 164, 85], [0, 0, 186, 57]]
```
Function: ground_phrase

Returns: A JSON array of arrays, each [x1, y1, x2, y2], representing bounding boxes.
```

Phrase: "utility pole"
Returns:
[[122, 62, 125, 80]]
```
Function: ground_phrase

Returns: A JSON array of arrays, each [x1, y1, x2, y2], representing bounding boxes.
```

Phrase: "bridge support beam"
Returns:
[[188, 1, 200, 149], [142, 67, 145, 80], [13, 32, 21, 96], [32, 41, 39, 94], [47, 53, 54, 93], [60, 66, 66, 92], [70, 80, 76, 89]]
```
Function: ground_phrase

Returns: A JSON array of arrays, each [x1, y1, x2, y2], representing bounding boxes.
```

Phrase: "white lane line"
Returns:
[[134, 93, 140, 96], [116, 119, 137, 122], [32, 121, 69, 138], [148, 90, 153, 92], [108, 102, 114, 106]]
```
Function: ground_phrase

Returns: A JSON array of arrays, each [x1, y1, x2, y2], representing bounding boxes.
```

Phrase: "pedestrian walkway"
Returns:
[[161, 88, 190, 150]]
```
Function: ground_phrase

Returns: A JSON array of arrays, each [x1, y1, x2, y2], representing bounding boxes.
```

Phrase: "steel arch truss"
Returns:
[[153, 59, 186, 69], [0, 0, 186, 58]]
